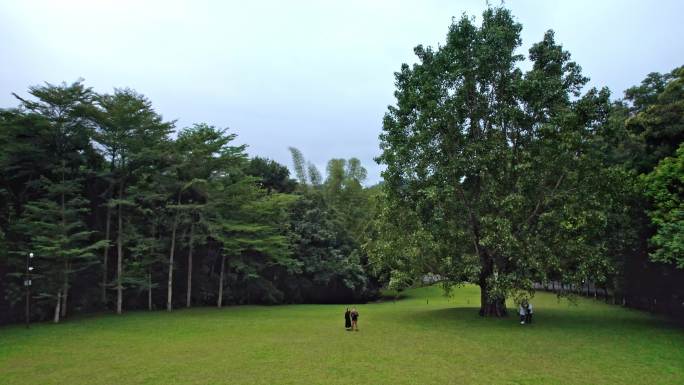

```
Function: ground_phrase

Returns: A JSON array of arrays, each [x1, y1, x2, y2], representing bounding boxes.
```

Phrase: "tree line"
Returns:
[[1, 6, 682, 325], [0, 84, 379, 324], [367, 7, 684, 318]]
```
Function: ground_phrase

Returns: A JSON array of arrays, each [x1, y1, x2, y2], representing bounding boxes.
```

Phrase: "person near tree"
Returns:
[[519, 301, 528, 325], [350, 307, 359, 331], [344, 308, 352, 331]]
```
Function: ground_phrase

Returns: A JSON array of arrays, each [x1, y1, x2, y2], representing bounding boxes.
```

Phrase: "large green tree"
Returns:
[[377, 8, 625, 316]]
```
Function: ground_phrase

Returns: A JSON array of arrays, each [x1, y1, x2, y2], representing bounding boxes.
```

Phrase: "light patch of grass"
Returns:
[[1, 285, 683, 384]]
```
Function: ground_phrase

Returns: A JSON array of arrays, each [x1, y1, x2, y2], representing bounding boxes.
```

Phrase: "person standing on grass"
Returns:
[[350, 307, 359, 331], [344, 307, 352, 331], [525, 302, 533, 324], [519, 300, 528, 324]]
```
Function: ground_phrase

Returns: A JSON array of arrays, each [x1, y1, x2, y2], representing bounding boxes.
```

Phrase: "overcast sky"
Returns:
[[2, 0, 683, 184]]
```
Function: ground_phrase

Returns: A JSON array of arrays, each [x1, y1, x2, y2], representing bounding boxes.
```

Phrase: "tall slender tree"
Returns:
[[10, 82, 106, 320], [288, 147, 308, 188], [166, 124, 247, 310], [94, 89, 173, 314]]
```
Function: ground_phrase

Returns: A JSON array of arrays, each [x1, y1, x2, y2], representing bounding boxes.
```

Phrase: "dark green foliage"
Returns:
[[245, 157, 297, 194], [285, 193, 368, 303], [602, 66, 684, 315], [0, 81, 379, 324], [642, 144, 684, 268], [623, 66, 684, 173], [285, 148, 380, 302]]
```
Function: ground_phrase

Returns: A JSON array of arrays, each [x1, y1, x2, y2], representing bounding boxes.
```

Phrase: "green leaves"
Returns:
[[288, 147, 308, 187], [642, 144, 684, 268], [244, 157, 296, 194], [624, 66, 684, 173]]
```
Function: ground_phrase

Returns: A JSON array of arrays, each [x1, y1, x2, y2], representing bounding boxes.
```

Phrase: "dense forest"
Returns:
[[1, 7, 683, 325], [0, 84, 380, 324]]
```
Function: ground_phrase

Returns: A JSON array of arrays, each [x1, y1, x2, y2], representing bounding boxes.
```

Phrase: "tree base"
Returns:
[[479, 297, 507, 317]]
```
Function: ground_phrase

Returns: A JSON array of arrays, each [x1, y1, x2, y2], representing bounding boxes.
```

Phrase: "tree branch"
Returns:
[[525, 172, 565, 226]]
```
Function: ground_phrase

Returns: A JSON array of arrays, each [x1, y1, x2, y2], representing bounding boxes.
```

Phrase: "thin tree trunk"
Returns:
[[186, 219, 194, 308], [217, 254, 225, 308], [61, 287, 68, 319], [102, 203, 112, 304], [102, 157, 115, 305], [167, 193, 181, 312], [61, 261, 69, 318], [148, 222, 156, 312], [167, 219, 176, 311], [148, 272, 153, 311], [60, 162, 68, 319], [53, 291, 61, 323], [116, 182, 124, 315]]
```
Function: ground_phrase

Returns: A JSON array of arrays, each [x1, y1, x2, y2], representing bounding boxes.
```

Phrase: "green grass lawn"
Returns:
[[1, 285, 683, 385]]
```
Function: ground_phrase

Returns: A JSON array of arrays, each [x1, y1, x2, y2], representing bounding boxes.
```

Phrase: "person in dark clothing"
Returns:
[[350, 307, 359, 331], [344, 308, 352, 330]]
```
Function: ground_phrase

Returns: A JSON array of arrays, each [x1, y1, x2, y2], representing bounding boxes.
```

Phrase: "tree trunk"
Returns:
[[217, 254, 225, 308], [102, 203, 112, 305], [148, 271, 153, 311], [479, 284, 507, 317], [116, 182, 124, 315], [186, 219, 194, 308], [61, 261, 69, 318], [478, 253, 507, 317], [167, 206, 179, 312], [60, 163, 68, 319], [53, 291, 61, 323]]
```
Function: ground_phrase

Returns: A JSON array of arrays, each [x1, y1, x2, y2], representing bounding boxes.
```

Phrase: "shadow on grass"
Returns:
[[400, 306, 683, 333], [374, 294, 409, 303]]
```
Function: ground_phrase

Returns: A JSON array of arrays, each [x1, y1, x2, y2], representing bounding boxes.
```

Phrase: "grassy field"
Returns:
[[1, 285, 683, 385]]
